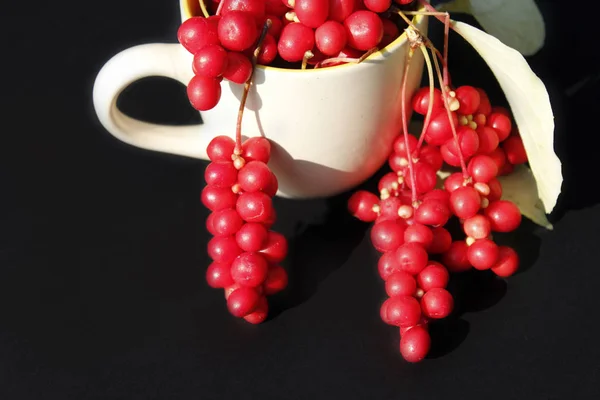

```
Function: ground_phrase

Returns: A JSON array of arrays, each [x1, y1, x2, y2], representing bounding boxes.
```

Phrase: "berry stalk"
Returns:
[[399, 41, 419, 205], [198, 0, 210, 18], [415, 44, 435, 153]]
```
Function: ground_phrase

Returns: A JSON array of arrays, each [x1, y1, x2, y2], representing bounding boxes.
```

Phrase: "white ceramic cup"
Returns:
[[92, 0, 427, 198]]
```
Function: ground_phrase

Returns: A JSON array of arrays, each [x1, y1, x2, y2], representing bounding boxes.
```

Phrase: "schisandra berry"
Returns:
[[187, 75, 222, 111], [420, 288, 454, 319], [487, 112, 512, 141], [278, 22, 315, 62], [442, 240, 471, 273], [414, 199, 451, 227], [207, 208, 244, 236], [223, 52, 253, 84], [263, 265, 288, 295], [449, 186, 481, 219], [476, 126, 499, 154], [236, 191, 275, 223], [463, 214, 492, 239], [344, 10, 383, 51], [193, 44, 229, 78], [259, 231, 288, 263], [395, 242, 428, 275], [218, 11, 259, 52], [242, 137, 271, 163], [205, 161, 238, 187], [454, 85, 480, 115], [207, 136, 236, 162], [424, 109, 459, 146], [378, 251, 401, 280], [243, 296, 269, 324], [503, 136, 528, 165], [208, 235, 243, 263], [178, 16, 220, 54], [231, 252, 269, 287], [381, 295, 422, 327], [238, 161, 272, 192], [427, 227, 452, 254], [221, 0, 267, 22], [295, 0, 329, 28], [416, 262, 449, 291], [385, 271, 417, 297], [467, 155, 498, 183], [201, 185, 238, 211], [236, 222, 269, 252], [315, 21, 347, 56], [399, 325, 431, 363], [466, 238, 499, 270], [404, 223, 434, 248], [484, 200, 522, 232], [412, 87, 444, 115], [206, 261, 235, 288], [257, 33, 278, 65], [491, 246, 520, 277], [227, 286, 261, 317], [371, 220, 406, 252], [348, 190, 379, 222]]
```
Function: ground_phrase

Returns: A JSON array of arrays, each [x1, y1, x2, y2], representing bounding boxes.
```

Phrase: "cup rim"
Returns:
[[181, 0, 425, 73]]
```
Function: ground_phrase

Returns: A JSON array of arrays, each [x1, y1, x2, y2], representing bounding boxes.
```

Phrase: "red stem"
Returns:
[[400, 49, 419, 205]]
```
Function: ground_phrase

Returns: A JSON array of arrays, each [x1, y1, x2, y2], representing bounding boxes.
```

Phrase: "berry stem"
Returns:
[[301, 51, 314, 70], [415, 44, 435, 153], [198, 0, 210, 18], [215, 0, 225, 16], [400, 44, 419, 205], [414, 1, 451, 86], [234, 19, 272, 155], [357, 47, 379, 63]]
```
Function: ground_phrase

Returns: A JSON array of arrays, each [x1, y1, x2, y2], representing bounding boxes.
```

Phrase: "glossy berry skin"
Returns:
[[417, 145, 444, 171], [223, 52, 252, 84], [475, 88, 492, 115], [484, 200, 522, 232], [208, 235, 243, 263], [187, 75, 222, 111], [385, 271, 417, 297], [236, 192, 275, 223], [206, 261, 235, 288], [329, 0, 355, 22], [442, 240, 471, 273], [487, 112, 512, 141], [263, 265, 288, 295], [344, 11, 384, 51], [399, 325, 431, 363], [427, 227, 452, 254], [417, 263, 449, 291], [193, 44, 229, 78], [503, 136, 528, 165], [207, 135, 236, 162], [468, 154, 498, 183], [421, 288, 454, 319], [236, 222, 269, 252], [238, 161, 272, 192], [205, 161, 238, 188], [404, 223, 434, 248], [449, 186, 481, 219], [259, 231, 288, 263], [230, 252, 269, 287], [404, 162, 437, 195], [257, 33, 278, 65], [348, 190, 379, 222], [395, 242, 428, 275], [218, 11, 259, 52], [371, 220, 406, 253], [206, 208, 244, 236], [491, 246, 520, 277], [443, 172, 464, 193], [487, 177, 503, 202], [178, 16, 221, 54], [315, 21, 347, 56], [381, 295, 421, 327], [242, 137, 271, 163], [414, 199, 451, 227], [378, 251, 401, 280], [463, 214, 492, 239], [424, 110, 458, 146], [227, 287, 261, 317], [243, 296, 269, 324], [412, 87, 443, 115], [467, 238, 499, 270], [364, 0, 392, 12], [221, 0, 266, 21], [278, 23, 315, 62], [476, 126, 500, 154], [454, 85, 480, 115], [295, 0, 329, 28], [201, 185, 238, 211]]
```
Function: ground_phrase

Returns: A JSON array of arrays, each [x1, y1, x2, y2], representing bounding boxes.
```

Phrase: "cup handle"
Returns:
[[93, 43, 215, 160]]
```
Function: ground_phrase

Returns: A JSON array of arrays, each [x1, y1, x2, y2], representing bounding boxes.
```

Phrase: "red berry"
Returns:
[[487, 177, 503, 202], [422, 189, 450, 205], [463, 214, 492, 239], [395, 242, 428, 275], [381, 295, 421, 327], [412, 87, 444, 115], [315, 21, 347, 56], [265, 15, 283, 38], [187, 75, 222, 111], [385, 271, 417, 297], [417, 145, 444, 172], [454, 85, 480, 115], [205, 162, 238, 189], [344, 10, 384, 51], [257, 33, 278, 65], [207, 135, 235, 162], [421, 288, 454, 319], [206, 208, 244, 236], [488, 147, 507, 171], [503, 136, 528, 165], [377, 196, 404, 222], [380, 17, 399, 47], [414, 199, 451, 227], [236, 191, 275, 223], [364, 0, 392, 13], [417, 262, 449, 291], [348, 190, 379, 222], [206, 261, 235, 288], [221, 0, 266, 21], [218, 11, 259, 52], [487, 112, 512, 142], [442, 240, 471, 273], [266, 0, 290, 15], [404, 162, 437, 194], [449, 186, 481, 219], [231, 252, 269, 287], [278, 22, 315, 62], [227, 286, 261, 317], [371, 220, 406, 252], [404, 223, 433, 248], [491, 246, 520, 277], [424, 109, 458, 146], [236, 222, 269, 252], [443, 172, 464, 193], [223, 52, 253, 84], [178, 16, 220, 54], [259, 231, 288, 263], [468, 154, 498, 183], [378, 172, 401, 195], [475, 88, 492, 116], [441, 126, 479, 167], [263, 265, 288, 295], [467, 238, 499, 270], [427, 227, 452, 254], [264, 172, 279, 197], [295, 0, 329, 28], [329, 0, 355, 22], [484, 200, 522, 232], [238, 161, 272, 192], [242, 137, 271, 163], [399, 325, 430, 363], [393, 134, 418, 157], [243, 296, 269, 324], [208, 235, 243, 263], [193, 44, 229, 78], [201, 185, 238, 211], [378, 251, 400, 280], [476, 126, 499, 154]]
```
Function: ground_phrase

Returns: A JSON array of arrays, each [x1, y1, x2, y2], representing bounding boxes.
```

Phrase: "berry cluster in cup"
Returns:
[[348, 84, 526, 362], [178, 0, 417, 110], [202, 135, 289, 323]]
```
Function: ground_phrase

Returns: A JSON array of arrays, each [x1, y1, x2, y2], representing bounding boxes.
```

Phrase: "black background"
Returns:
[[2, 1, 600, 399]]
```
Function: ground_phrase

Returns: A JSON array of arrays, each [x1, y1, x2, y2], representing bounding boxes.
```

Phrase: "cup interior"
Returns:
[[180, 0, 424, 73]]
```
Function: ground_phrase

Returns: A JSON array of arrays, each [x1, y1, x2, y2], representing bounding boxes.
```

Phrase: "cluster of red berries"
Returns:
[[201, 135, 289, 324], [348, 84, 525, 362], [178, 0, 416, 110]]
